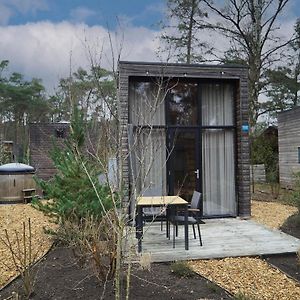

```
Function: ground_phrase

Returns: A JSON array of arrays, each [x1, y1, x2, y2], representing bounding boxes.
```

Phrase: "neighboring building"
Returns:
[[278, 107, 300, 188], [250, 125, 278, 183], [29, 123, 70, 181], [118, 61, 250, 218], [250, 164, 266, 183], [29, 122, 108, 181]]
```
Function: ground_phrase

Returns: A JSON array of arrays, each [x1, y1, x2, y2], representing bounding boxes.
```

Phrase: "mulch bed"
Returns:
[[0, 246, 231, 300]]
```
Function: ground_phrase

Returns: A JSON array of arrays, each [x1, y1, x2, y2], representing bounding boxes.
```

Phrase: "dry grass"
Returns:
[[0, 203, 56, 288]]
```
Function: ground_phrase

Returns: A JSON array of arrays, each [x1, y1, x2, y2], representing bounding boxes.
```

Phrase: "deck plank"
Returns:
[[126, 218, 300, 263]]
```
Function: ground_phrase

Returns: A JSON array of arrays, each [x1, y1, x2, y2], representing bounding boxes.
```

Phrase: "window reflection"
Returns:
[[167, 83, 198, 125]]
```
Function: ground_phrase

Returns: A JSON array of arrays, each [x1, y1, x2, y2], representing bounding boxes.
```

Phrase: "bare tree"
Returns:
[[202, 0, 292, 126]]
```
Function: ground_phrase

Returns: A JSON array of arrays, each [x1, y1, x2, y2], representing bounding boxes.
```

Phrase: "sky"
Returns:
[[0, 0, 299, 93]]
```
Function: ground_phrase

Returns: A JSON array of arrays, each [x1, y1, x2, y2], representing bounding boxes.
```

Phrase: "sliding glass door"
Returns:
[[166, 81, 236, 216], [128, 78, 237, 217]]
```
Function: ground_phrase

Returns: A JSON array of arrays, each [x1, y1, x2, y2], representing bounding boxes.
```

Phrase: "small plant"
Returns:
[[289, 171, 300, 212], [0, 219, 38, 299], [234, 291, 255, 300], [206, 281, 219, 293], [170, 261, 195, 278]]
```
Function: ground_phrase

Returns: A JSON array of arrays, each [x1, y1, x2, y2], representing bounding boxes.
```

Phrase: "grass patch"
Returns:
[[170, 261, 195, 278], [234, 291, 256, 300]]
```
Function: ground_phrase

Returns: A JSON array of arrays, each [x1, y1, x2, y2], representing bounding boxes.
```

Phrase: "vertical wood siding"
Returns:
[[278, 107, 300, 188]]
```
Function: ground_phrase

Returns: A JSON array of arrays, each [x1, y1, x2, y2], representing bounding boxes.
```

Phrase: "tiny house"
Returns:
[[278, 107, 300, 188], [118, 61, 250, 218]]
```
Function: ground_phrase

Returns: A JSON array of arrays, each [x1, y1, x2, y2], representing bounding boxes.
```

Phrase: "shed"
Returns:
[[118, 61, 250, 218], [278, 107, 300, 188]]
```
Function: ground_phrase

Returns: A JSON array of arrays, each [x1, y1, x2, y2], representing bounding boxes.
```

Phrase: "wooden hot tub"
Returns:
[[0, 163, 36, 203]]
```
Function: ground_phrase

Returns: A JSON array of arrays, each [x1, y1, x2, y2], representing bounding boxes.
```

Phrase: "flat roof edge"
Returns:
[[278, 106, 300, 116], [119, 60, 248, 69]]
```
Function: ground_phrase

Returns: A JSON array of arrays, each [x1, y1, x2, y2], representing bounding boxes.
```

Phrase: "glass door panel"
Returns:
[[167, 129, 200, 201]]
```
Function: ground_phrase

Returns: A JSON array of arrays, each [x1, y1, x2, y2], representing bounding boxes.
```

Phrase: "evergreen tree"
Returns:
[[160, 0, 213, 63], [33, 106, 114, 224]]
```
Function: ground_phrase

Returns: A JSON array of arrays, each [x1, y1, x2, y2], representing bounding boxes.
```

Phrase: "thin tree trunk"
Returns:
[[186, 0, 196, 64]]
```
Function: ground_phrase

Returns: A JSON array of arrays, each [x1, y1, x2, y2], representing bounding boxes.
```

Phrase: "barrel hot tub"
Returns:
[[0, 163, 36, 203]]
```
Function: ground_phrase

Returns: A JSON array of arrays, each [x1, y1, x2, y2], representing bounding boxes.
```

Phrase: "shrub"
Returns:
[[33, 106, 116, 224], [288, 171, 300, 212], [0, 219, 38, 299]]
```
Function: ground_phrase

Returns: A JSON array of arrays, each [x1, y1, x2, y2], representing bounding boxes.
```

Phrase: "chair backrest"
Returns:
[[190, 191, 201, 210], [141, 187, 163, 215]]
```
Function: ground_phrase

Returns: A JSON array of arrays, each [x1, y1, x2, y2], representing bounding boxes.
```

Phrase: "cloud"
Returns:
[[0, 6, 297, 95], [0, 21, 160, 93], [9, 0, 48, 14], [70, 6, 97, 23], [0, 0, 48, 24]]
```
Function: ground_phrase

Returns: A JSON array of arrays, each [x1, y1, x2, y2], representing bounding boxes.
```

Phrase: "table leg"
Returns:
[[166, 206, 170, 239], [137, 206, 143, 253], [184, 205, 189, 250]]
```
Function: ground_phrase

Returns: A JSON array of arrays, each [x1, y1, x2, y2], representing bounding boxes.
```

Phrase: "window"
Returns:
[[55, 128, 65, 138]]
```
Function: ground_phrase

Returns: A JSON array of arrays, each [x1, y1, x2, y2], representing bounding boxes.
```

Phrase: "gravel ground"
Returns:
[[0, 203, 56, 288], [190, 257, 300, 300], [189, 200, 300, 300], [251, 200, 298, 229]]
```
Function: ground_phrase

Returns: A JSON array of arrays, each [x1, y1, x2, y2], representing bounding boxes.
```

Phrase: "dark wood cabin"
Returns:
[[118, 61, 250, 218]]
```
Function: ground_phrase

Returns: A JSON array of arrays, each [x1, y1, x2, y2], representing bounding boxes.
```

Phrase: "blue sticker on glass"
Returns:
[[242, 124, 249, 132]]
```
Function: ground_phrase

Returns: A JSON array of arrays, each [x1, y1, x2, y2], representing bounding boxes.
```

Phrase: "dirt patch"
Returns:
[[0, 246, 232, 300], [0, 203, 56, 288], [264, 254, 300, 282]]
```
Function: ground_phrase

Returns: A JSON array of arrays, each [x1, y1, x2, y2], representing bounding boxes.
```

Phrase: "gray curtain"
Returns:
[[201, 83, 236, 216], [128, 81, 167, 198]]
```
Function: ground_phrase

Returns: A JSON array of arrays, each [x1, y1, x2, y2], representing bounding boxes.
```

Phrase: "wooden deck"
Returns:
[[126, 218, 300, 263]]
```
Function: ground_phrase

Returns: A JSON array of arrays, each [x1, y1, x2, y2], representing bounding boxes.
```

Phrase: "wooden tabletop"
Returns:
[[137, 196, 187, 206]]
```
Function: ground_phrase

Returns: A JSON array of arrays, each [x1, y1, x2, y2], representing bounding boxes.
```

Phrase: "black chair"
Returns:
[[168, 191, 203, 248], [141, 189, 166, 230]]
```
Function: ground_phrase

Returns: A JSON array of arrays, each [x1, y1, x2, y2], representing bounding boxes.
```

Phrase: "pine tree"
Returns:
[[33, 106, 114, 224], [160, 0, 212, 63]]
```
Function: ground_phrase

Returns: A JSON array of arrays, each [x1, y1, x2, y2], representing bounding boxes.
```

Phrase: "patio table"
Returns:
[[136, 196, 189, 252]]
